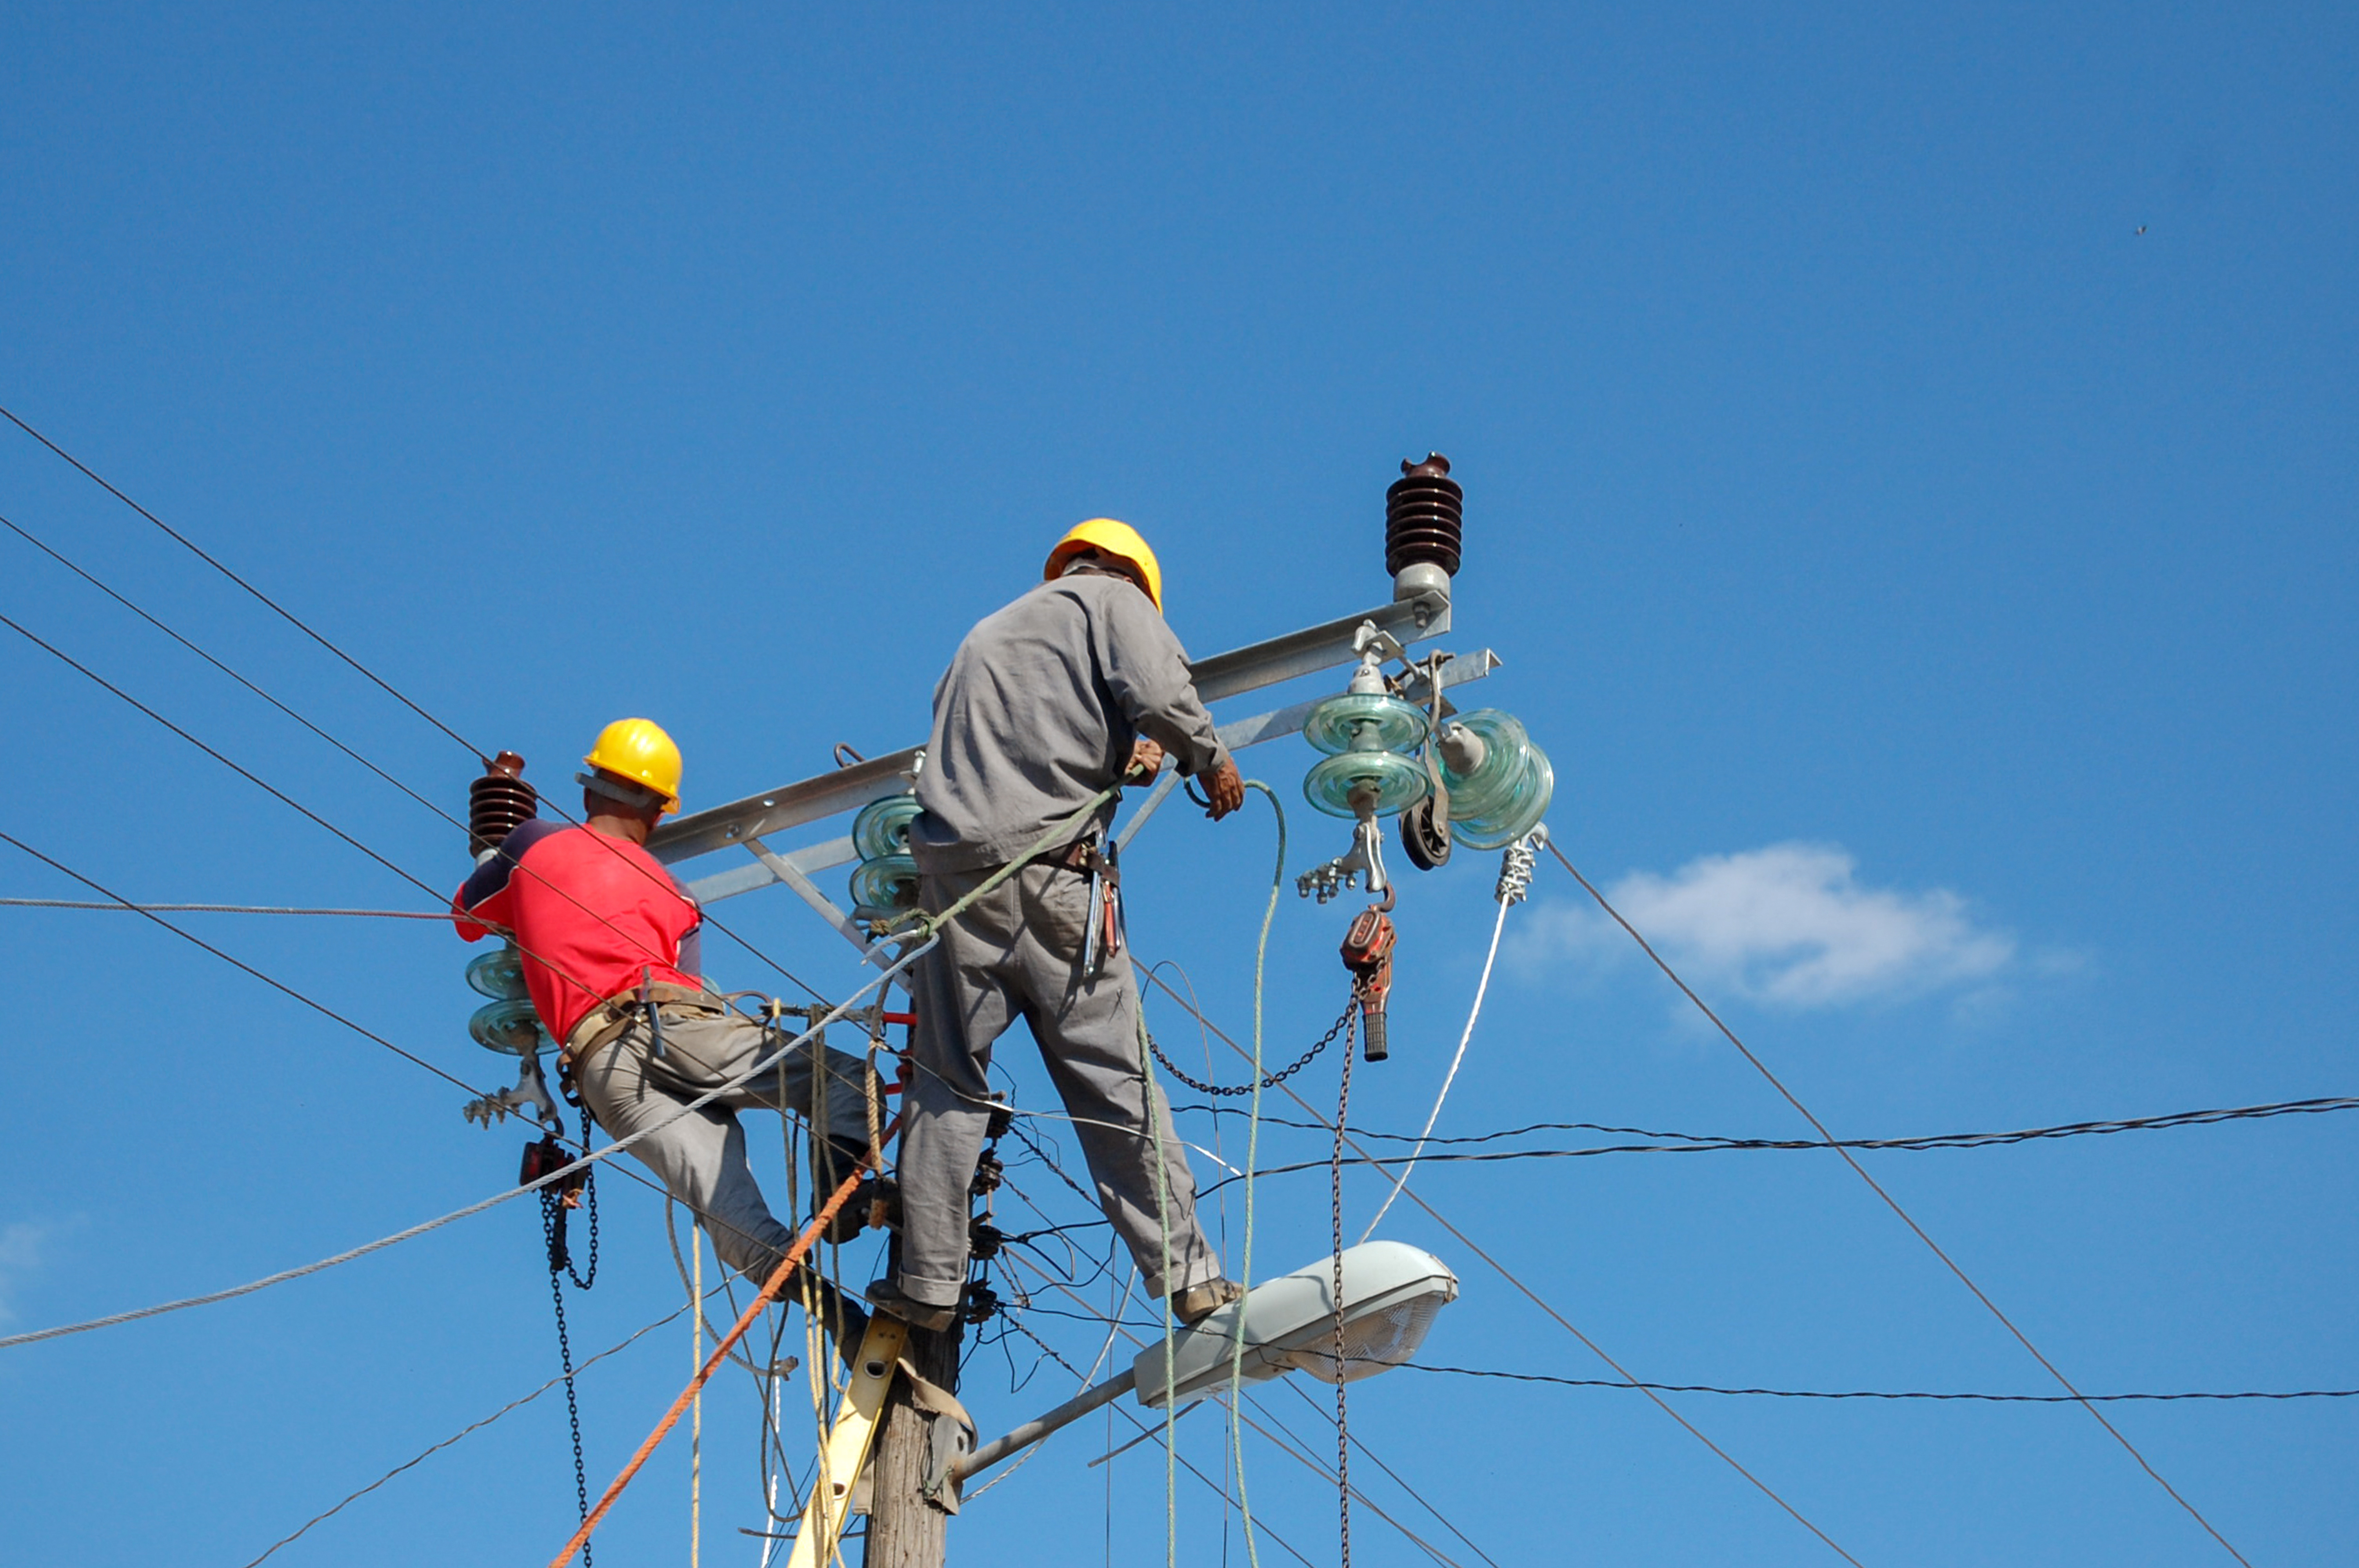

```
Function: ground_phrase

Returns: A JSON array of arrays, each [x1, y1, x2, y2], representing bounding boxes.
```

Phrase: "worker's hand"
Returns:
[[1125, 738, 1166, 783], [1202, 757, 1245, 820]]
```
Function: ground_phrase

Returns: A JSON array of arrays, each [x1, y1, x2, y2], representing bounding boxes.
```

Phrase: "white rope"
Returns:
[[1359, 898, 1509, 1241], [691, 1225, 704, 1568], [0, 939, 933, 1353]]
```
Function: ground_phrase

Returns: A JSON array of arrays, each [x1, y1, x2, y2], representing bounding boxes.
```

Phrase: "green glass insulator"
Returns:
[[852, 794, 923, 861], [470, 997, 554, 1056], [464, 944, 529, 1000], [1300, 693, 1432, 758], [1440, 709, 1555, 849], [1303, 750, 1430, 819], [849, 853, 922, 920]]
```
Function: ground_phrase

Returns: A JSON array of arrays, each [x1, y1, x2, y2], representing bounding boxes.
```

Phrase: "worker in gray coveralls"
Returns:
[[867, 518, 1248, 1333]]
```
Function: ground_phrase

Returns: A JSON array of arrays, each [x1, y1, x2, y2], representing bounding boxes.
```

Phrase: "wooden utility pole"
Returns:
[[862, 1318, 963, 1568]]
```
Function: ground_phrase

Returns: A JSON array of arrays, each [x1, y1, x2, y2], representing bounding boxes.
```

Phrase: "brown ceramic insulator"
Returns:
[[468, 751, 538, 855], [1384, 452, 1464, 579]]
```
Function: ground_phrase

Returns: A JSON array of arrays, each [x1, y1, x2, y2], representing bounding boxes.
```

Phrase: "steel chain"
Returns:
[[1147, 998, 1356, 1098], [542, 1103, 599, 1564], [1332, 1002, 1358, 1568], [542, 1197, 592, 1567]]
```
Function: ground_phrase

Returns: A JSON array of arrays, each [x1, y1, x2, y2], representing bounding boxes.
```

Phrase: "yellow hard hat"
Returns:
[[1045, 518, 1163, 612], [582, 718, 683, 814]]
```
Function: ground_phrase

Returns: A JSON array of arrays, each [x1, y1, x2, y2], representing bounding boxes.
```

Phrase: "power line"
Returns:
[[2, 584, 829, 1019], [0, 507, 466, 832], [4, 477, 826, 1005], [0, 898, 453, 919], [1192, 1093, 2359, 1193], [991, 1191, 1503, 1568], [1, 612, 452, 906], [0, 936, 925, 1352], [1401, 1364, 2359, 1404], [1545, 840, 2255, 1567], [993, 1312, 1322, 1568], [1175, 1096, 2359, 1154], [240, 1292, 716, 1566], [1138, 963, 1869, 1566], [0, 402, 487, 759], [0, 831, 485, 1100], [992, 1249, 1464, 1568]]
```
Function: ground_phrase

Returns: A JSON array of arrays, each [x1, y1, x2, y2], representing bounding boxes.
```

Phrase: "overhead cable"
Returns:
[[0, 507, 465, 830], [0, 570, 825, 1004], [1, 613, 454, 907], [0, 403, 486, 758], [1137, 964, 1867, 1566], [1400, 1364, 2359, 1404], [1177, 1096, 2359, 1154], [1548, 840, 2255, 1568], [240, 1290, 719, 1566], [0, 898, 454, 919], [5, 483, 827, 1004], [994, 1247, 1459, 1568], [0, 830, 486, 1100], [0, 940, 931, 1352]]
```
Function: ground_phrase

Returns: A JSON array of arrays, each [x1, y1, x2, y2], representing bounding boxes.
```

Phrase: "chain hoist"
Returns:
[[1339, 906, 1398, 1063]]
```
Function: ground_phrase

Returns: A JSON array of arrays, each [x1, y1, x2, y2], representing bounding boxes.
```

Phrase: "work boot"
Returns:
[[865, 1277, 958, 1333], [813, 1137, 880, 1245], [1171, 1277, 1246, 1327], [815, 1174, 878, 1246]]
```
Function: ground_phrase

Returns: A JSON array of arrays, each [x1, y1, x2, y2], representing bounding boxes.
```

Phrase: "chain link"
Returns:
[[1145, 998, 1356, 1097], [542, 1103, 599, 1566], [1331, 1005, 1357, 1568]]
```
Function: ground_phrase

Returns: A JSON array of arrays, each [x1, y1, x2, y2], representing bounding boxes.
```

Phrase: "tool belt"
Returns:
[[563, 982, 728, 1067]]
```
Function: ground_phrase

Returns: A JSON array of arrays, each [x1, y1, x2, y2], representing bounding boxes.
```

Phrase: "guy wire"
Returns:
[[1547, 839, 2255, 1567]]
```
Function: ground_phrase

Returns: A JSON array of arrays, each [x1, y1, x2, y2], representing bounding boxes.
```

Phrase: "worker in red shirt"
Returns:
[[454, 719, 876, 1287]]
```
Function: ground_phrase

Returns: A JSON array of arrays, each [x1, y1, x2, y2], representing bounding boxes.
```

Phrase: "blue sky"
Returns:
[[2, 4, 2353, 1564]]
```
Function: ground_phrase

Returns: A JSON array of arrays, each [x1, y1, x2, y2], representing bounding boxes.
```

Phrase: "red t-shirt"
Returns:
[[452, 820, 704, 1045]]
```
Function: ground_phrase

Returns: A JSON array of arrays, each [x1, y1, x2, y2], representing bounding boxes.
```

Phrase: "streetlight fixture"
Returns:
[[958, 1241, 1458, 1484]]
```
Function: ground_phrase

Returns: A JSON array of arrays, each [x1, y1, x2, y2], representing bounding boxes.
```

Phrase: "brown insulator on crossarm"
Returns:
[[1385, 453, 1464, 580], [469, 751, 538, 855]]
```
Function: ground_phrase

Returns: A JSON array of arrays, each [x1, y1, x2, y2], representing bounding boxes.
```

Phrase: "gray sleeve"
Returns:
[[1093, 586, 1228, 776]]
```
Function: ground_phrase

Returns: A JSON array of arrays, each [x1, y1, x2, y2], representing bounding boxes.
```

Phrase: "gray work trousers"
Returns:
[[574, 1004, 876, 1285], [895, 861, 1220, 1308]]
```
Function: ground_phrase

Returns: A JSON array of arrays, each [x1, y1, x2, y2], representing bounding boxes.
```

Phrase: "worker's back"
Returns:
[[453, 820, 703, 1043], [912, 572, 1214, 874]]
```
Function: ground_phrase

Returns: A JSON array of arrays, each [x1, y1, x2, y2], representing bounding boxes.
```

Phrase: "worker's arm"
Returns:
[[449, 819, 561, 941], [1094, 586, 1228, 779]]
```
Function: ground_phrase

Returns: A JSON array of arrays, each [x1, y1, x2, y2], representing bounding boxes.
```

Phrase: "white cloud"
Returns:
[[1516, 842, 2015, 1008], [0, 1220, 53, 1326]]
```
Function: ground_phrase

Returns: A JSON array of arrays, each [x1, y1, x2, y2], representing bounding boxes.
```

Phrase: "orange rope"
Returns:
[[547, 1116, 899, 1568]]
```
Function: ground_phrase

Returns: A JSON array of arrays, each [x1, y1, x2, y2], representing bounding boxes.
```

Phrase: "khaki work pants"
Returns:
[[575, 1004, 875, 1284], [894, 860, 1221, 1309]]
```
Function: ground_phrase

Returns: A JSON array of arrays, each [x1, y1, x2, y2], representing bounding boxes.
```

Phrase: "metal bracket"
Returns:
[[460, 1050, 564, 1135], [1297, 802, 1392, 906], [920, 1404, 972, 1513], [744, 834, 894, 971], [648, 594, 1451, 871]]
